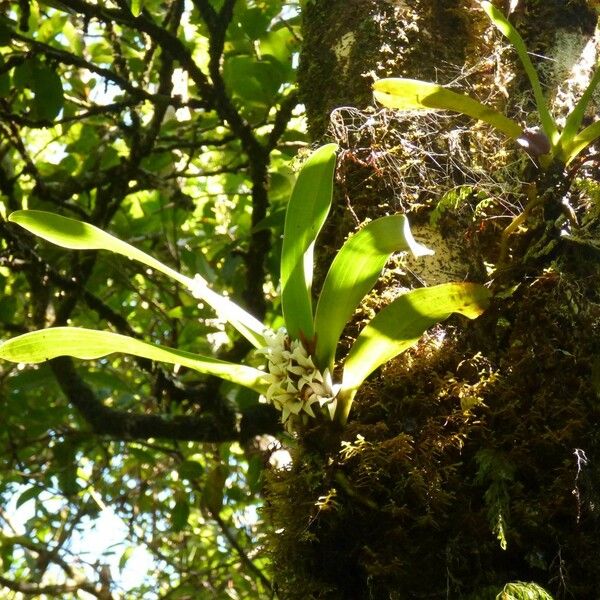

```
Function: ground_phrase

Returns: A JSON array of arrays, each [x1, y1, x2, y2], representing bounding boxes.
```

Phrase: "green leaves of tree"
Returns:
[[13, 60, 64, 121], [280, 143, 337, 341], [0, 56, 10, 98]]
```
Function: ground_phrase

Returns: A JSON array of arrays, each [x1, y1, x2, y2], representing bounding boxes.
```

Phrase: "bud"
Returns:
[[516, 127, 551, 158]]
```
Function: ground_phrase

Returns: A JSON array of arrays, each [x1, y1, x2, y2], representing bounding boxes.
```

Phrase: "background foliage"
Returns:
[[0, 0, 304, 596]]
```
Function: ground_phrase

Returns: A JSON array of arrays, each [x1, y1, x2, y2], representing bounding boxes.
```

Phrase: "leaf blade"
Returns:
[[341, 283, 491, 393], [32, 65, 63, 121], [558, 67, 600, 160], [563, 120, 600, 164], [314, 214, 433, 370], [373, 78, 523, 140], [481, 1, 558, 145], [8, 210, 266, 348], [0, 328, 269, 393], [280, 144, 338, 341]]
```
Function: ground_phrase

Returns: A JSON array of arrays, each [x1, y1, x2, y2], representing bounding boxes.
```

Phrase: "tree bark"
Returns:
[[265, 1, 600, 598]]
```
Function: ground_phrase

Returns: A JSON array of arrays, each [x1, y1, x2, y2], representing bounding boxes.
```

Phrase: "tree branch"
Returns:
[[49, 356, 280, 442], [8, 30, 174, 107], [268, 90, 300, 152], [210, 510, 272, 591], [52, 0, 215, 104], [0, 574, 113, 600]]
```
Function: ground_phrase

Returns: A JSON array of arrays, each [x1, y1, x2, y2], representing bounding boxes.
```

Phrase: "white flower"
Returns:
[[258, 328, 340, 429]]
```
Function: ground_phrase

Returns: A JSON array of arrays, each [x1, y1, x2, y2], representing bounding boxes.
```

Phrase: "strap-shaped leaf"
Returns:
[[8, 210, 266, 348], [481, 1, 558, 145], [558, 67, 600, 161], [0, 327, 269, 394], [341, 283, 491, 393], [373, 78, 523, 140], [563, 120, 600, 165], [280, 143, 337, 341], [313, 214, 433, 371]]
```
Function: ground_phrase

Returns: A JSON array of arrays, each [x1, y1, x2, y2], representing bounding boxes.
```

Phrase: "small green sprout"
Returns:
[[0, 145, 490, 430]]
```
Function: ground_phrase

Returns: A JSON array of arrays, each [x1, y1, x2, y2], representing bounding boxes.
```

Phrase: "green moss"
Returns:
[[270, 1, 600, 598], [266, 263, 600, 597]]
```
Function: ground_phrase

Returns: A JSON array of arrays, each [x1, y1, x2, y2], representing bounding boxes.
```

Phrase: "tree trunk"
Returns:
[[265, 1, 600, 598]]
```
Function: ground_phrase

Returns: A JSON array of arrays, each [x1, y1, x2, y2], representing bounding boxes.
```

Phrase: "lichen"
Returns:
[[544, 26, 600, 125]]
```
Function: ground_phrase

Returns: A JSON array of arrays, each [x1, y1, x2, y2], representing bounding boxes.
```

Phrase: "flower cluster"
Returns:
[[259, 328, 339, 430]]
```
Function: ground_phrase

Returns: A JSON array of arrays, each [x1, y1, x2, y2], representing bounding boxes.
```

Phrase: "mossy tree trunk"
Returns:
[[265, 2, 600, 598]]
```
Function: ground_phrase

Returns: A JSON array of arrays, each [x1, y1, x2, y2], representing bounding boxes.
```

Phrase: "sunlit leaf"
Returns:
[[118, 547, 134, 572], [496, 581, 554, 600], [313, 214, 433, 371], [481, 1, 558, 145], [563, 120, 600, 164], [373, 78, 523, 140], [8, 210, 266, 348], [130, 0, 142, 16], [558, 67, 600, 160], [341, 283, 491, 393], [0, 327, 270, 394], [224, 55, 283, 106], [280, 143, 337, 341]]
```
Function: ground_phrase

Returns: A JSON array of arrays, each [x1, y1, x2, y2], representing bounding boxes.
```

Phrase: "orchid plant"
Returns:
[[373, 1, 600, 168], [0, 144, 490, 430]]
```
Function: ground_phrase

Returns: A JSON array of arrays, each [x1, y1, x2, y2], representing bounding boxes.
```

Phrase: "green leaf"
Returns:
[[13, 60, 34, 90], [130, 0, 142, 16], [481, 1, 558, 145], [373, 78, 523, 140], [341, 282, 491, 397], [202, 464, 227, 515], [562, 120, 600, 165], [239, 6, 271, 40], [496, 581, 554, 600], [31, 64, 64, 121], [0, 55, 10, 98], [170, 498, 190, 532], [557, 67, 600, 160], [0, 19, 13, 45], [260, 27, 296, 71], [280, 143, 337, 341], [0, 327, 270, 394], [118, 547, 134, 572], [223, 55, 283, 106], [8, 210, 266, 348], [313, 214, 433, 371], [16, 485, 43, 508], [178, 460, 204, 481]]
